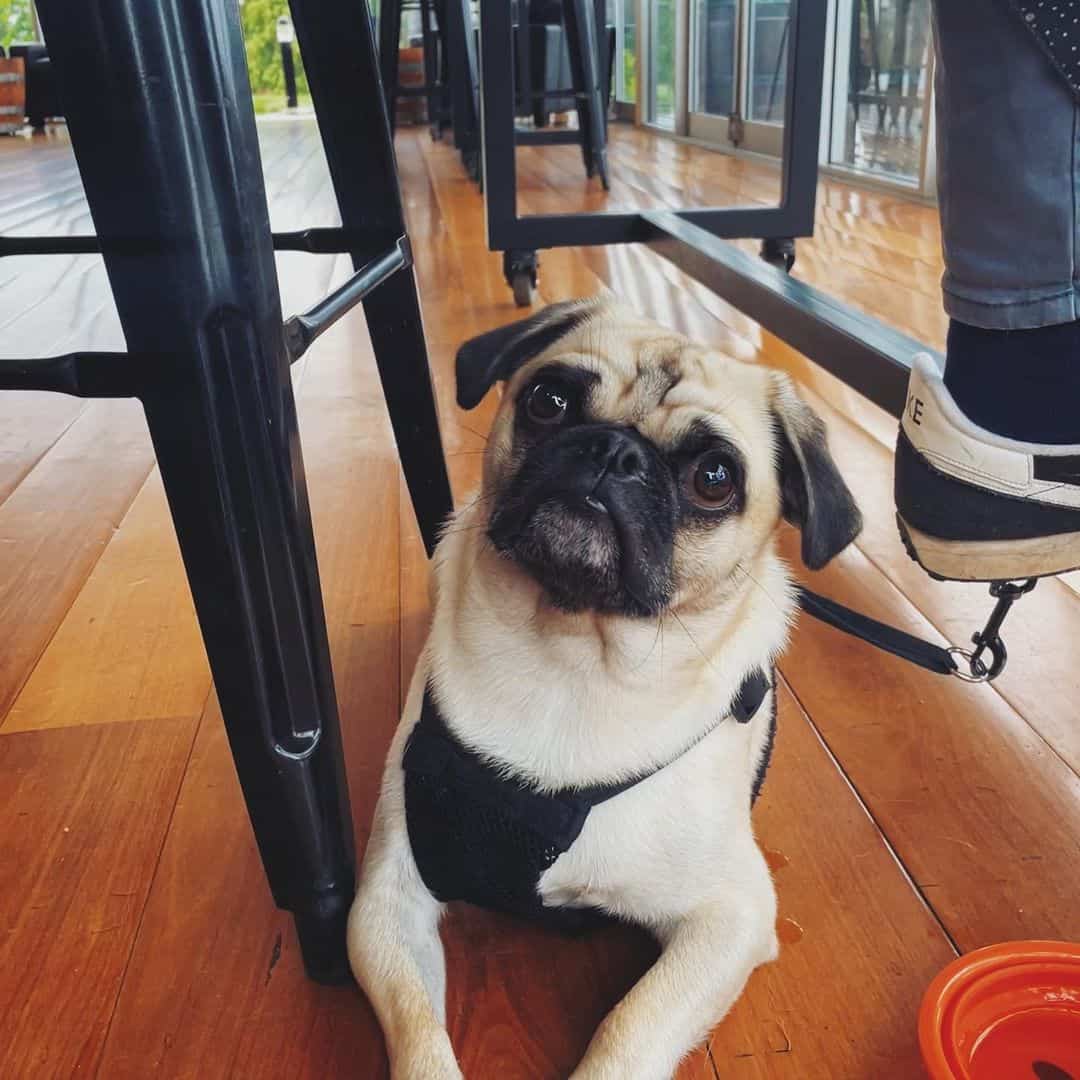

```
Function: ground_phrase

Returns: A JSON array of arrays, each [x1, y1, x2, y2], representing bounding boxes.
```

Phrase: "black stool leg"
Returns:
[[35, 0, 355, 981], [419, 0, 440, 138], [435, 0, 452, 135], [378, 0, 403, 134], [290, 0, 453, 556], [515, 10, 533, 127], [446, 0, 482, 183], [563, 0, 609, 189]]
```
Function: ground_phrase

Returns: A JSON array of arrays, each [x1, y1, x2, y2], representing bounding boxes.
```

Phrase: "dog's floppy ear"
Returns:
[[455, 298, 602, 410], [770, 373, 862, 570]]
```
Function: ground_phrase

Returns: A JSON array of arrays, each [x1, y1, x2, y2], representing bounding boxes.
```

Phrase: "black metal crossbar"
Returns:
[[0, 350, 137, 397], [513, 128, 584, 146], [284, 238, 411, 358], [0, 226, 396, 258], [640, 211, 933, 419], [0, 237, 413, 391]]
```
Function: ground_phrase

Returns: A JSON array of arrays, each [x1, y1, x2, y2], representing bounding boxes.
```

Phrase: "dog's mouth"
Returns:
[[489, 485, 674, 616]]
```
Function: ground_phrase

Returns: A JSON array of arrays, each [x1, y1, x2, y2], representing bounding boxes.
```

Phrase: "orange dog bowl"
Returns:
[[919, 941, 1080, 1080]]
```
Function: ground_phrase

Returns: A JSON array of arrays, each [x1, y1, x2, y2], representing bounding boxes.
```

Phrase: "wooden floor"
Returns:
[[1, 116, 1078, 1079]]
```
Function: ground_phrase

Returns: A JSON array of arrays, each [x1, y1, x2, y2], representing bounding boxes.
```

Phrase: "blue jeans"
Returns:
[[934, 0, 1080, 329]]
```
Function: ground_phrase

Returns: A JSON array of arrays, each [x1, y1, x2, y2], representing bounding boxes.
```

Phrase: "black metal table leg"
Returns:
[[447, 0, 482, 183], [378, 0, 404, 134], [434, 0, 452, 136], [419, 0, 444, 139], [290, 0, 453, 556], [515, 4, 534, 127], [562, 0, 609, 189], [34, 0, 355, 982]]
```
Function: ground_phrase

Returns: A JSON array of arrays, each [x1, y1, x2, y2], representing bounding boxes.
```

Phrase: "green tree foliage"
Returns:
[[239, 0, 309, 95], [0, 0, 36, 51]]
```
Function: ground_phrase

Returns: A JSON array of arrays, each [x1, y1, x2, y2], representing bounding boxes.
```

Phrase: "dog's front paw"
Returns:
[[390, 1027, 463, 1080]]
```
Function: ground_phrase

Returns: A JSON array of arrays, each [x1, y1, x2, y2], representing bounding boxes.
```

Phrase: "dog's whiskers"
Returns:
[[731, 560, 788, 618], [439, 522, 491, 538], [670, 610, 722, 679], [629, 614, 665, 673]]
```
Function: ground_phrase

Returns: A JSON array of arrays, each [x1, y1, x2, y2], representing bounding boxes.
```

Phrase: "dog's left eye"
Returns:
[[687, 451, 737, 509], [525, 381, 571, 425]]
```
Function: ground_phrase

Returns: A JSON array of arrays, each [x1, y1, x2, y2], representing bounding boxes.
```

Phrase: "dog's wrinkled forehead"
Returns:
[[506, 303, 772, 447]]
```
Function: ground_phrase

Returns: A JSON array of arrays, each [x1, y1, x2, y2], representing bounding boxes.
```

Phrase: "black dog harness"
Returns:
[[402, 670, 772, 929]]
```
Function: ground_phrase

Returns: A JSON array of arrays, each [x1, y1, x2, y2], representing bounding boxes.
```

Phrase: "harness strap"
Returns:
[[414, 664, 772, 814], [576, 666, 772, 805]]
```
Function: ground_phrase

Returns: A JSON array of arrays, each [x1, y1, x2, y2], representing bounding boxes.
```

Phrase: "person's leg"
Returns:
[[894, 0, 1080, 582], [934, 0, 1080, 442]]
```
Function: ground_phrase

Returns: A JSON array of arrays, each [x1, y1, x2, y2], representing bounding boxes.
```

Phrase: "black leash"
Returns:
[[796, 578, 1038, 683]]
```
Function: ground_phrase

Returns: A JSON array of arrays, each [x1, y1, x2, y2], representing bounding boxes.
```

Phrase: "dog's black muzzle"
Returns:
[[488, 424, 678, 615]]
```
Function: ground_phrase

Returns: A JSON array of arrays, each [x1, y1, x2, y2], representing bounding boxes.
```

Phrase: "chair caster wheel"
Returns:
[[512, 271, 536, 307], [503, 249, 539, 307], [761, 237, 796, 273]]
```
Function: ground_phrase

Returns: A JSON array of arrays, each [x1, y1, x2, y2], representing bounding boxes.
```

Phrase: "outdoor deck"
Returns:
[[1, 114, 1077, 1079]]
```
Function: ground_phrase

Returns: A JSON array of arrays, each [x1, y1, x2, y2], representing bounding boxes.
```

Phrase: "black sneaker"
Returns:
[[895, 353, 1080, 582]]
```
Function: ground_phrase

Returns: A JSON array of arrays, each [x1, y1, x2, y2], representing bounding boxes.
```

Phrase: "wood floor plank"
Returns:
[[0, 392, 86, 507], [0, 399, 156, 722], [708, 681, 955, 1078], [777, 533, 1080, 949], [2, 469, 209, 733], [0, 717, 198, 1078]]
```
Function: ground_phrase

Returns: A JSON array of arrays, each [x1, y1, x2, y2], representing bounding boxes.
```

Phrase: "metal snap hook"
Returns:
[[949, 578, 1036, 684]]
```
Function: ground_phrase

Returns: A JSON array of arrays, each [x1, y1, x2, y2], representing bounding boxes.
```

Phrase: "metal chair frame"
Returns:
[[1, 0, 453, 983]]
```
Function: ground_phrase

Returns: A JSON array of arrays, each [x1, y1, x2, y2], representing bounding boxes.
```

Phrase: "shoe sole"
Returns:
[[896, 514, 1080, 582]]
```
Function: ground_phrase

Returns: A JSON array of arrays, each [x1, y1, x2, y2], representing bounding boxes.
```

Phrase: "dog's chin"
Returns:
[[489, 499, 668, 617]]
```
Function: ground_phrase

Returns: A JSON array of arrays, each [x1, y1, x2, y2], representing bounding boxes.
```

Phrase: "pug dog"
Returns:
[[347, 296, 861, 1080]]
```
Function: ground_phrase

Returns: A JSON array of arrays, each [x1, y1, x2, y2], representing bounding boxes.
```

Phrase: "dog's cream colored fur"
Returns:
[[348, 302, 836, 1079]]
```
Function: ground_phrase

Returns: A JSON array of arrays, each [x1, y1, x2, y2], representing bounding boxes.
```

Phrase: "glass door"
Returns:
[[826, 0, 934, 189], [688, 0, 738, 141], [641, 0, 938, 193], [743, 0, 790, 153], [648, 0, 792, 155], [647, 0, 680, 129], [609, 0, 638, 106]]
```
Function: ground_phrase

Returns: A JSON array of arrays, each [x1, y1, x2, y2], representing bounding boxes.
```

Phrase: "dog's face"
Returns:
[[455, 297, 861, 617]]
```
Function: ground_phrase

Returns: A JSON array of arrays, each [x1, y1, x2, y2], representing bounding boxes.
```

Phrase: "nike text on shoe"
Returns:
[[894, 352, 1080, 582]]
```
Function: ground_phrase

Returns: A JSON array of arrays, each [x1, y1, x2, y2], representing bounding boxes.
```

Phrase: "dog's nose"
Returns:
[[587, 429, 647, 482]]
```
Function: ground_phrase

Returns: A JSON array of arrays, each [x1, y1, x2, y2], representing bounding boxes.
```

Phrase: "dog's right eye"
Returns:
[[525, 381, 571, 425]]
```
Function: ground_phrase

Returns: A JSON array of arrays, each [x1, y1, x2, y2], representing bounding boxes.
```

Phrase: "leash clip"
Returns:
[[950, 578, 1037, 683]]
